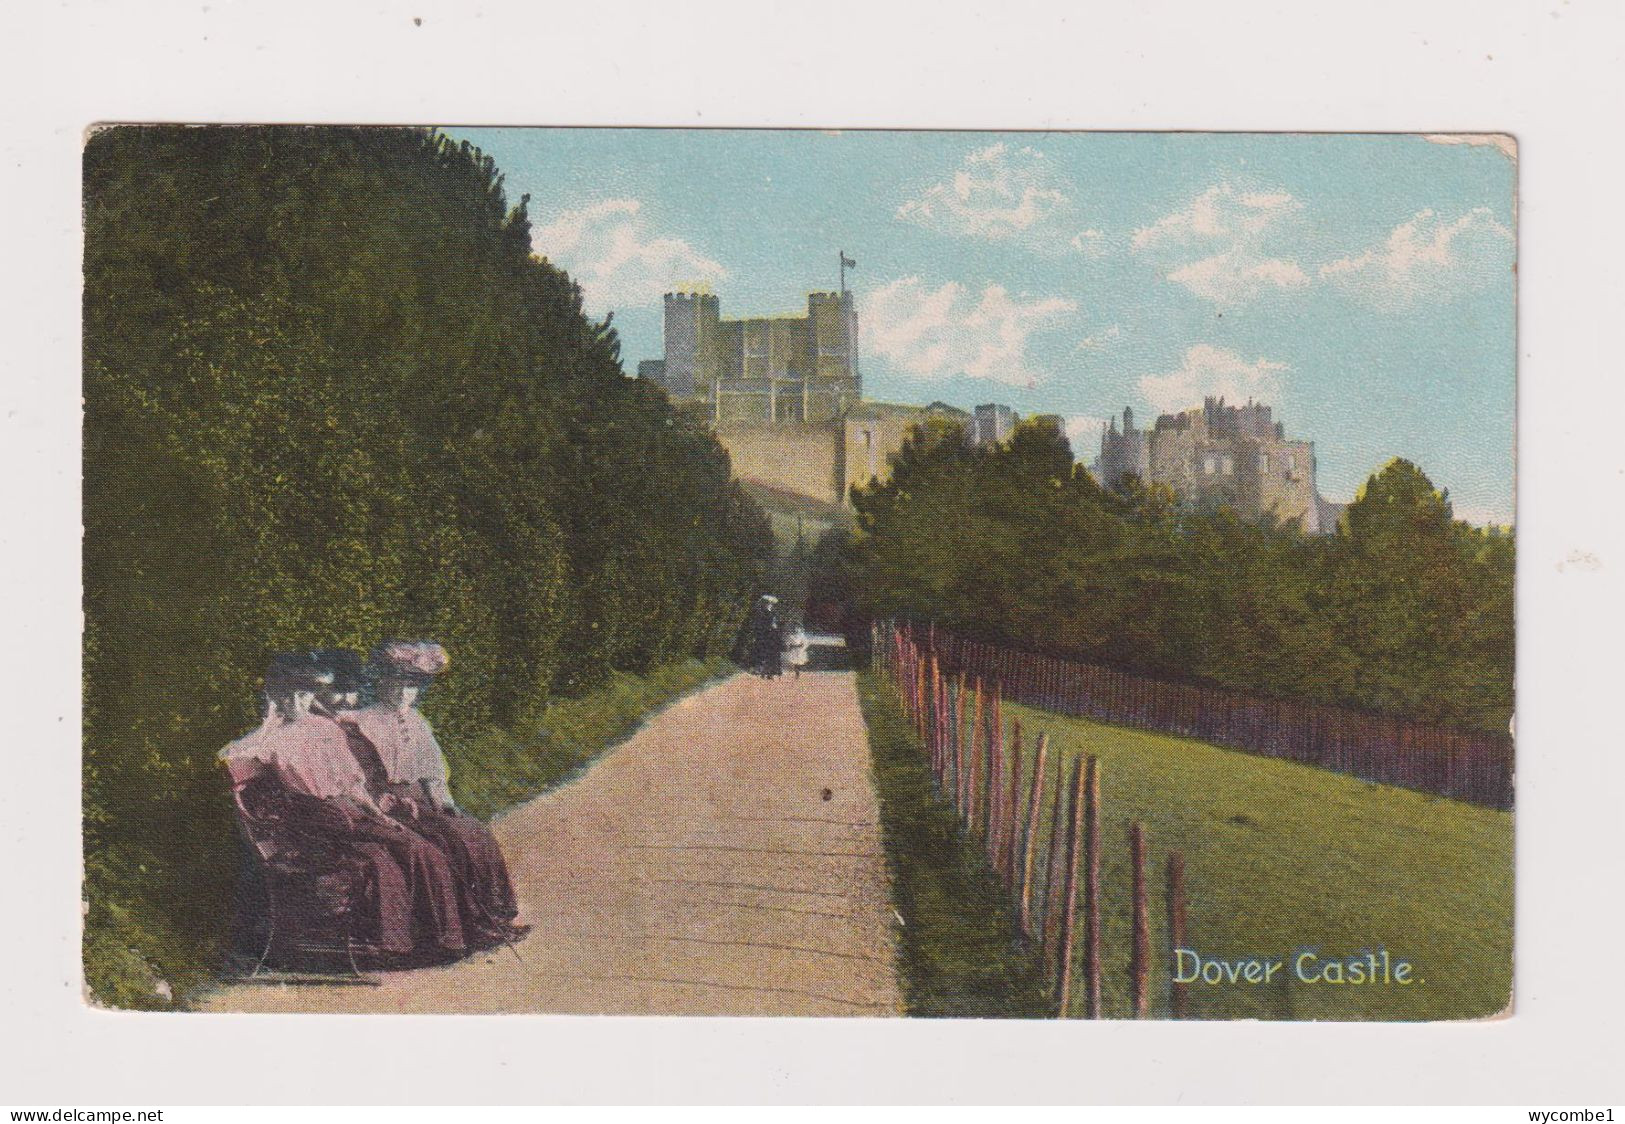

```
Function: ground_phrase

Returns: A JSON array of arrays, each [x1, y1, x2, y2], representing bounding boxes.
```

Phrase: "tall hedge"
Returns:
[[82, 126, 774, 1005]]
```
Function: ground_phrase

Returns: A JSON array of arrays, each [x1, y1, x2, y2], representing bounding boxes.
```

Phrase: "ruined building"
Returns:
[[1095, 398, 1327, 532]]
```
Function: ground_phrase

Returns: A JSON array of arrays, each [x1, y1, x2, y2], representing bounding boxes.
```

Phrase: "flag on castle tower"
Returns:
[[841, 252, 857, 269]]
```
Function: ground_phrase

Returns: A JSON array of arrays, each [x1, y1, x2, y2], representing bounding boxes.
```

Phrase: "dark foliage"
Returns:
[[821, 419, 1512, 734], [82, 126, 774, 1005]]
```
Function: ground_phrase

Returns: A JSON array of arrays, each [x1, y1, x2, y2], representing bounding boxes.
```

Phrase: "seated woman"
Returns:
[[341, 641, 527, 946], [220, 653, 416, 959], [235, 651, 469, 961]]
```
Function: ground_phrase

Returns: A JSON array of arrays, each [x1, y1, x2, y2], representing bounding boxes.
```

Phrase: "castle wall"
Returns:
[[1097, 429, 1151, 487], [808, 291, 859, 393], [715, 420, 845, 507], [1148, 425, 1200, 496], [713, 382, 851, 426], [842, 410, 923, 496], [661, 293, 721, 398]]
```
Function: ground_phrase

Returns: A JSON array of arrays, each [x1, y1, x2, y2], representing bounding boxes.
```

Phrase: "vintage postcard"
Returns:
[[82, 126, 1514, 1019]]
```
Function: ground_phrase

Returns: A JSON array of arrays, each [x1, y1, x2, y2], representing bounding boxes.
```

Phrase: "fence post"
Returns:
[[1003, 717, 1023, 883], [1084, 754, 1102, 1019], [967, 678, 985, 830], [952, 672, 965, 808], [1040, 754, 1068, 960], [1054, 753, 1089, 1017], [984, 692, 1002, 859], [1130, 821, 1149, 1019], [1017, 732, 1049, 937], [981, 678, 994, 844], [1166, 850, 1187, 1019], [925, 654, 938, 783]]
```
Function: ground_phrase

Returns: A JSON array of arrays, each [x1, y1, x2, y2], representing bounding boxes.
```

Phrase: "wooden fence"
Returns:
[[880, 620, 1513, 810], [876, 621, 1189, 1018]]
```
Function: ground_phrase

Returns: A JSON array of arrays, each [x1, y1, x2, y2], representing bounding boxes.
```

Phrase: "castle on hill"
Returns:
[[637, 281, 1332, 529], [640, 285, 1023, 507], [1094, 398, 1340, 533]]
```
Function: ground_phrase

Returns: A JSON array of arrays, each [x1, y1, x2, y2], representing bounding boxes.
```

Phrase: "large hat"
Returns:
[[311, 648, 367, 694], [369, 639, 450, 687], [263, 651, 334, 696]]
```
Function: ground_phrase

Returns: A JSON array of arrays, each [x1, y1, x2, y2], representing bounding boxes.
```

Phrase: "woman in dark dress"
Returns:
[[336, 641, 527, 947], [221, 653, 418, 958], [751, 594, 784, 678]]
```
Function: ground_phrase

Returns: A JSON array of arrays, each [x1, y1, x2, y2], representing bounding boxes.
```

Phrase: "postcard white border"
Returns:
[[4, 0, 1623, 1106]]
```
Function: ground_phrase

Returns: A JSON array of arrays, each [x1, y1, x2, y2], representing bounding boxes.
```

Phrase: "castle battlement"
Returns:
[[646, 283, 861, 426]]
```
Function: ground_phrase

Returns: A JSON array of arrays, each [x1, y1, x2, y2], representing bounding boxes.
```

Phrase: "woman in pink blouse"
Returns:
[[226, 651, 467, 961]]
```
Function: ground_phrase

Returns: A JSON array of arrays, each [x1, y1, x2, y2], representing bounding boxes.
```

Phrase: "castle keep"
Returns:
[[642, 287, 965, 507], [642, 290, 861, 424], [1095, 398, 1325, 532]]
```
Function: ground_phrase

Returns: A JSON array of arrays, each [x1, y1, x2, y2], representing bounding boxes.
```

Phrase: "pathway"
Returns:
[[205, 670, 903, 1016]]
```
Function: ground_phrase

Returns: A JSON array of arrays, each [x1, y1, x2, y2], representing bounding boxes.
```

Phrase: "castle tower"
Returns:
[[662, 292, 721, 399], [807, 290, 861, 417]]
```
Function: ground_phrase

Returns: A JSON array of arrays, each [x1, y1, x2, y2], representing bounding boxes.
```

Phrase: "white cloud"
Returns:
[[1319, 207, 1513, 308], [530, 198, 726, 313], [860, 277, 1078, 388], [1075, 324, 1123, 352], [1166, 247, 1310, 305], [1133, 184, 1309, 307], [897, 144, 1079, 250], [1063, 415, 1109, 461], [1132, 185, 1300, 250], [1137, 345, 1289, 415]]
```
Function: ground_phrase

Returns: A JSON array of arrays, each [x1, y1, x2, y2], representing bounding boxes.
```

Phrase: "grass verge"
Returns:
[[856, 670, 1052, 1017]]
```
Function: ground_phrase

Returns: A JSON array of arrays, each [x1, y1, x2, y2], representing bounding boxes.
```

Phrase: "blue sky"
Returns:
[[453, 129, 1515, 524]]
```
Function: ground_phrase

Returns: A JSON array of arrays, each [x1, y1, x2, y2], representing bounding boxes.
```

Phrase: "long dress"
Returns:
[[752, 605, 783, 678], [260, 714, 468, 955], [343, 705, 520, 938], [222, 725, 415, 957], [785, 627, 810, 672]]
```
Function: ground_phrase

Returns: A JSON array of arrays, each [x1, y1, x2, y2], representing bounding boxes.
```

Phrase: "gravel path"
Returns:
[[205, 670, 903, 1016]]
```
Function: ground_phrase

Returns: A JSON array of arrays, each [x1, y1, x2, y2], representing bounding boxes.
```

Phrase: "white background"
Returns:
[[3, 0, 1622, 1106]]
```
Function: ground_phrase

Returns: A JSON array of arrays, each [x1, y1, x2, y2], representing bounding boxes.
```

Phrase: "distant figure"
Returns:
[[750, 594, 783, 679], [784, 620, 810, 680]]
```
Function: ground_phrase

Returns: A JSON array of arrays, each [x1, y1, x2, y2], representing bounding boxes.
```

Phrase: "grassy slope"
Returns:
[[1005, 698, 1513, 1020], [857, 673, 1052, 1016], [858, 670, 1512, 1021]]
